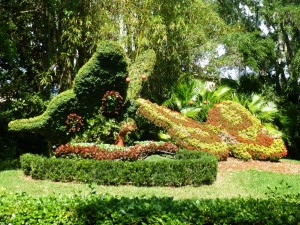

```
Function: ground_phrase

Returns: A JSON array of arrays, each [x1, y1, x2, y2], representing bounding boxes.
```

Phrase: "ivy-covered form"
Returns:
[[8, 41, 128, 143], [126, 49, 156, 102], [136, 98, 287, 161]]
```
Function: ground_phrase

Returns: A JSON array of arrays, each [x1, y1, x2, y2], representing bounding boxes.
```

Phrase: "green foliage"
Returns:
[[8, 41, 128, 144], [137, 98, 287, 161], [0, 92, 49, 159], [126, 49, 156, 102], [0, 159, 20, 171], [71, 112, 120, 144], [74, 41, 128, 104], [0, 191, 299, 224], [163, 78, 234, 121], [8, 90, 78, 142], [20, 151, 217, 187], [233, 93, 278, 124], [222, 31, 276, 74]]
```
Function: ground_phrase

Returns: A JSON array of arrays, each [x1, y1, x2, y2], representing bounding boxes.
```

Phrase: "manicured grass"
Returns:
[[280, 158, 300, 165], [1, 169, 299, 199]]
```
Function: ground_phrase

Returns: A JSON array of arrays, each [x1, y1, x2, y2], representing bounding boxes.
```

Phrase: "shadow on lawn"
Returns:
[[0, 159, 20, 171]]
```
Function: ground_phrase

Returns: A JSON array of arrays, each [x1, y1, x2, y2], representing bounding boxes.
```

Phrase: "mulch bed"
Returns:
[[218, 158, 300, 174]]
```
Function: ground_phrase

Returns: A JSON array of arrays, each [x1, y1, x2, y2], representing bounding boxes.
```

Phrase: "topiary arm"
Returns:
[[126, 49, 156, 102]]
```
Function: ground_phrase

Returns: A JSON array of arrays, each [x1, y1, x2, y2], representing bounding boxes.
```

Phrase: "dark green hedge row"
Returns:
[[20, 150, 217, 187], [0, 192, 299, 224]]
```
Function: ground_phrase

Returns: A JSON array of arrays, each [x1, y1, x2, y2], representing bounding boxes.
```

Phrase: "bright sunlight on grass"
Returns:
[[1, 169, 299, 199]]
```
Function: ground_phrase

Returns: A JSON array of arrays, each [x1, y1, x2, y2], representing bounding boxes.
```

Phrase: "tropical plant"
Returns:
[[233, 94, 278, 122], [163, 77, 234, 121], [163, 77, 202, 119]]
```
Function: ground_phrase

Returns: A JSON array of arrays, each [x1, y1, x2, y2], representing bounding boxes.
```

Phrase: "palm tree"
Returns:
[[232, 93, 278, 123], [164, 77, 234, 121], [163, 77, 202, 119], [232, 93, 281, 136]]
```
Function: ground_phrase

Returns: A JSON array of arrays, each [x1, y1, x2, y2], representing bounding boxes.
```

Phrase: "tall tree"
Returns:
[[215, 0, 300, 158]]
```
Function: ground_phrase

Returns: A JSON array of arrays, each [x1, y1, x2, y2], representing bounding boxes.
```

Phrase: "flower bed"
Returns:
[[54, 141, 178, 161]]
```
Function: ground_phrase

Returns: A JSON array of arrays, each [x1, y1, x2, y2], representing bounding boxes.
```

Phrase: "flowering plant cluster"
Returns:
[[206, 101, 287, 161], [54, 141, 178, 161], [101, 90, 124, 115], [136, 98, 287, 161], [136, 98, 228, 160], [65, 113, 84, 133]]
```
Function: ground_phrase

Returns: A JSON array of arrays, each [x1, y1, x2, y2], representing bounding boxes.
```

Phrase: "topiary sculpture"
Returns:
[[8, 41, 128, 143], [126, 49, 156, 102], [136, 98, 287, 161]]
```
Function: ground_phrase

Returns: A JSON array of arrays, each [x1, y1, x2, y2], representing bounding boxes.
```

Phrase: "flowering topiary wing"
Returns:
[[206, 101, 287, 161], [136, 98, 287, 161]]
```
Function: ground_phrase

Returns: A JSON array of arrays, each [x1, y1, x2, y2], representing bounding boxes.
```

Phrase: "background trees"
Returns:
[[214, 0, 300, 158], [1, 0, 300, 159]]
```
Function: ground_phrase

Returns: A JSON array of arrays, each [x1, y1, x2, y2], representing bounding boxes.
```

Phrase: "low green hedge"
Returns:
[[0, 192, 299, 224], [20, 150, 217, 187]]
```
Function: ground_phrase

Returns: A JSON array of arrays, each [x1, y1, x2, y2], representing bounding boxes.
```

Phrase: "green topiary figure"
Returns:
[[125, 49, 156, 102], [74, 41, 128, 106], [8, 41, 128, 144], [136, 98, 287, 161]]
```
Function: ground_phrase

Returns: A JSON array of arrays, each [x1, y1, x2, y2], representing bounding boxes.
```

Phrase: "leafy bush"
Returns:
[[136, 98, 287, 161], [20, 150, 217, 186], [54, 142, 178, 161], [0, 159, 20, 171], [8, 90, 78, 143], [70, 112, 120, 144], [0, 192, 299, 224]]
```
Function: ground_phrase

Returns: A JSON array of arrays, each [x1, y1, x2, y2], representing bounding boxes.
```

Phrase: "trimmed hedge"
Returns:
[[20, 150, 217, 187], [0, 192, 299, 224], [8, 90, 78, 142], [8, 41, 128, 143]]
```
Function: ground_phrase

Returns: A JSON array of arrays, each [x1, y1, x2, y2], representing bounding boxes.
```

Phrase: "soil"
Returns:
[[218, 157, 300, 174]]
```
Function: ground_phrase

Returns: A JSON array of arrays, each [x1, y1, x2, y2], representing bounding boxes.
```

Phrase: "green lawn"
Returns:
[[1, 169, 299, 199]]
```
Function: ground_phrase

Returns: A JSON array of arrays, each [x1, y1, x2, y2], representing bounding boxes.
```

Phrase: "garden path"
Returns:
[[218, 158, 300, 174]]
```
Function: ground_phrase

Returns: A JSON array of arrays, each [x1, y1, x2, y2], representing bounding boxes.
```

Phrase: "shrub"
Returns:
[[0, 192, 299, 224], [20, 150, 217, 186], [8, 90, 78, 142], [73, 41, 128, 104], [70, 112, 120, 144]]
